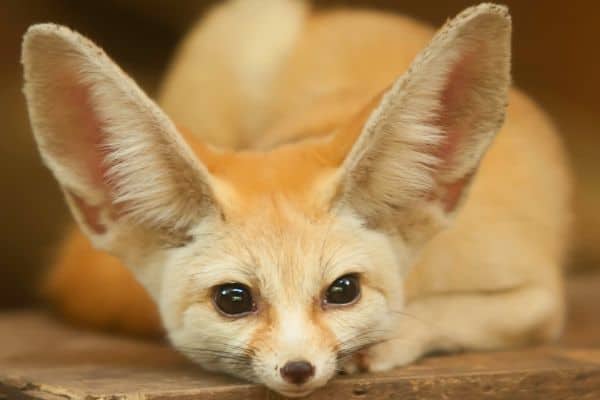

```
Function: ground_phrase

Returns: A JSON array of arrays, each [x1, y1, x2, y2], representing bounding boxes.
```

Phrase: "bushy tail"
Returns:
[[159, 0, 309, 149]]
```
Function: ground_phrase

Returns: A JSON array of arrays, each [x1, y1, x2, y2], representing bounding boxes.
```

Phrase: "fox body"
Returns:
[[23, 0, 570, 397]]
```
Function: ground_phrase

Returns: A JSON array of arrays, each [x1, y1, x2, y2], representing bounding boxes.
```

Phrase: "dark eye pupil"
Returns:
[[325, 275, 360, 305], [214, 283, 254, 316]]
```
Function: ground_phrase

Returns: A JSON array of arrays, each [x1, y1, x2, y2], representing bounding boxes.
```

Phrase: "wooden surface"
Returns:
[[1, 272, 599, 399]]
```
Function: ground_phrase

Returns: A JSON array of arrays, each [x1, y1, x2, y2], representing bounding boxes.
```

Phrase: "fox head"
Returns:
[[22, 4, 510, 397]]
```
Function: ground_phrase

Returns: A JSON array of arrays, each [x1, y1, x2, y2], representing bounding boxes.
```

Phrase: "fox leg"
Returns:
[[344, 283, 563, 373], [43, 227, 164, 337]]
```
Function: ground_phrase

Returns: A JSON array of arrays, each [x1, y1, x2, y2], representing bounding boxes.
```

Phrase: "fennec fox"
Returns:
[[22, 1, 570, 396]]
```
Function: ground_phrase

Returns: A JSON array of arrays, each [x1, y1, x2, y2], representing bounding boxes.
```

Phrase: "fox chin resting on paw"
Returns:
[[22, 0, 571, 397]]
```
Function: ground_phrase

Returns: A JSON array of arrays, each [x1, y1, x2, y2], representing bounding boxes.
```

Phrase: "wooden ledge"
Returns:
[[1, 272, 599, 399]]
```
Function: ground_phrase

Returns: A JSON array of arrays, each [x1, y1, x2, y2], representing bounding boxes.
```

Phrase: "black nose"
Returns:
[[280, 360, 315, 385]]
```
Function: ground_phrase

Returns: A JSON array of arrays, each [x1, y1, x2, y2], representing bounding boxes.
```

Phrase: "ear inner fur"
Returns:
[[330, 4, 511, 241], [22, 23, 220, 246]]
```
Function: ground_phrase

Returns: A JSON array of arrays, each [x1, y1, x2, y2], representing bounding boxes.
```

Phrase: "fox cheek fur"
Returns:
[[22, 0, 570, 397]]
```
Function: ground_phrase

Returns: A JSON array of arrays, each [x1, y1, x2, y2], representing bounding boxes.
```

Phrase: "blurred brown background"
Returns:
[[1, 0, 598, 308]]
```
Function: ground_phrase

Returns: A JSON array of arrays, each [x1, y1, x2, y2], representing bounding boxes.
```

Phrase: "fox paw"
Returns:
[[339, 340, 424, 374]]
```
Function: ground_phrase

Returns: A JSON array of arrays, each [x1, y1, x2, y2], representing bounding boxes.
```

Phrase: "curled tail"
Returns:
[[159, 0, 309, 149]]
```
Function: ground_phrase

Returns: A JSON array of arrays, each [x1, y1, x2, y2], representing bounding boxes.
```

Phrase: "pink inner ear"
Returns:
[[64, 78, 112, 190], [67, 190, 107, 234], [57, 72, 120, 230], [441, 172, 473, 212], [431, 48, 480, 212], [435, 50, 477, 165]]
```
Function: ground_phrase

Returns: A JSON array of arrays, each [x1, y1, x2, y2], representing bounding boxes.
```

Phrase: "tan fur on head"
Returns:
[[24, 1, 570, 397]]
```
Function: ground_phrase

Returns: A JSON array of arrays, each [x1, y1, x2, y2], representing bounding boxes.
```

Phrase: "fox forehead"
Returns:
[[181, 200, 372, 292], [175, 92, 373, 218], [180, 131, 335, 215]]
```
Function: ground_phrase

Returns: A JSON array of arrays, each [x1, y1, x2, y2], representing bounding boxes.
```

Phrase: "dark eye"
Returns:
[[213, 283, 256, 317], [323, 274, 360, 306]]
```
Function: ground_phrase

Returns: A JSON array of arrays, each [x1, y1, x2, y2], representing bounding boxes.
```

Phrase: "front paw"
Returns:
[[338, 340, 425, 374], [338, 351, 368, 375], [356, 339, 425, 372]]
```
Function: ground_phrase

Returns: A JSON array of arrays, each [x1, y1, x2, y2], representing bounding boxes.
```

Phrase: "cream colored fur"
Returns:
[[22, 1, 571, 397], [159, 0, 308, 149]]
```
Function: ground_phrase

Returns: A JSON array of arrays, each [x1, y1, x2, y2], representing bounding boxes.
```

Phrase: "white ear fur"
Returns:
[[338, 4, 511, 245], [22, 24, 216, 252]]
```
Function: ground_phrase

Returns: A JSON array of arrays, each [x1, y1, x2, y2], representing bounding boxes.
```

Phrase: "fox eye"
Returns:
[[323, 274, 360, 306], [213, 283, 256, 317]]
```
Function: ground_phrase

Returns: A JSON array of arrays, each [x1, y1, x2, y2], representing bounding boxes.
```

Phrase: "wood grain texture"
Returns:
[[1, 272, 599, 399]]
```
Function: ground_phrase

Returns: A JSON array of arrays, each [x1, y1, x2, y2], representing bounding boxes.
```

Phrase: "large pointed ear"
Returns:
[[22, 24, 217, 257], [335, 4, 511, 246]]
